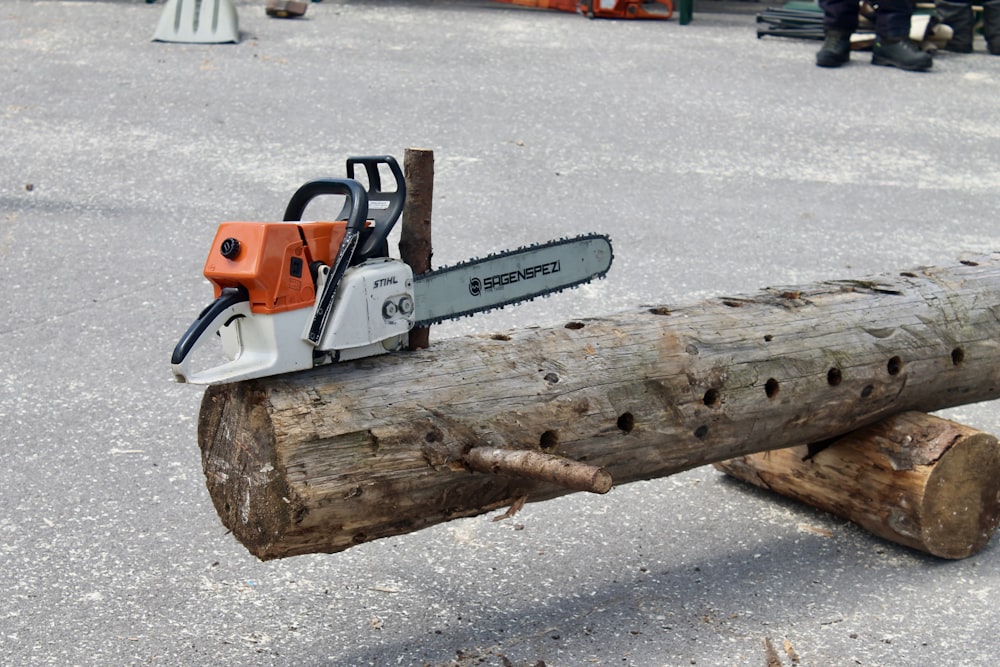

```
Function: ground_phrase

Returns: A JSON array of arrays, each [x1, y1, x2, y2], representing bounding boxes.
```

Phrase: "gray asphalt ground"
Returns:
[[3, 0, 1000, 665]]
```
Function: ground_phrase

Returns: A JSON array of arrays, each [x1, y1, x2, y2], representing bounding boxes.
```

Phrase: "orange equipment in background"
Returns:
[[495, 0, 674, 19]]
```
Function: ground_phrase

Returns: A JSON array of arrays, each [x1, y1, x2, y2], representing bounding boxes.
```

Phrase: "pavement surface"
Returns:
[[3, 0, 1000, 665]]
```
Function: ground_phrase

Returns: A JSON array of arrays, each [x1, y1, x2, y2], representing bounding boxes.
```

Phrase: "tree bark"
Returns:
[[198, 254, 1000, 560], [714, 412, 1000, 559], [398, 147, 433, 350]]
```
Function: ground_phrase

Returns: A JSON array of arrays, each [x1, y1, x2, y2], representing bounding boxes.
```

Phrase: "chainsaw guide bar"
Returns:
[[412, 234, 613, 327]]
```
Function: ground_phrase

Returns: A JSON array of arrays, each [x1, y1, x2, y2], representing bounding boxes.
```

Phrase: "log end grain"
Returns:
[[920, 430, 1000, 559], [197, 370, 581, 560], [199, 383, 298, 560]]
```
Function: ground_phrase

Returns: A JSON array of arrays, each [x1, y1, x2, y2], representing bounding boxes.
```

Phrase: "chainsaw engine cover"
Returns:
[[314, 257, 415, 355], [204, 221, 345, 314]]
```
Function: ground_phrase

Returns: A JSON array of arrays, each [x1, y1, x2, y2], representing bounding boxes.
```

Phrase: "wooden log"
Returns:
[[398, 147, 434, 351], [198, 254, 1000, 560], [714, 412, 1000, 559]]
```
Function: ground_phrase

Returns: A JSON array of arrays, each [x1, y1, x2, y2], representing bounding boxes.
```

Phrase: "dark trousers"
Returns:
[[821, 0, 914, 38]]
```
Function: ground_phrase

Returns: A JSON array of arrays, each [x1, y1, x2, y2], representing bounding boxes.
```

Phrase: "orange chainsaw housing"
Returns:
[[203, 221, 348, 314]]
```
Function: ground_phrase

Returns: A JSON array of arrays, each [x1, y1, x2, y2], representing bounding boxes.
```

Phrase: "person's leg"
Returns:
[[935, 0, 975, 52], [871, 0, 933, 70], [820, 0, 861, 31], [816, 0, 859, 67], [984, 0, 1000, 54]]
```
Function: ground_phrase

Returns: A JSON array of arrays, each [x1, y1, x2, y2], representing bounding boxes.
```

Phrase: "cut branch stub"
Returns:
[[464, 447, 613, 494]]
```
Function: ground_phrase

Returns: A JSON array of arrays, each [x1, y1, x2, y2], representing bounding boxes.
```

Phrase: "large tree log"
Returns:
[[715, 412, 1000, 559], [199, 254, 1000, 560]]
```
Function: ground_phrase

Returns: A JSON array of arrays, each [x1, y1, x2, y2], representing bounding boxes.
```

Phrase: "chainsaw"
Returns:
[[171, 155, 613, 385]]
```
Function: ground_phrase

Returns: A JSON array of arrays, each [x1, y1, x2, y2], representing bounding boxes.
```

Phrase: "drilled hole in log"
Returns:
[[565, 321, 585, 330], [765, 378, 780, 398], [900, 271, 918, 278], [617, 412, 635, 433], [827, 368, 843, 386], [861, 384, 874, 398], [490, 333, 512, 341], [543, 372, 559, 384], [952, 347, 965, 366], [764, 334, 774, 342], [703, 388, 720, 407], [539, 430, 559, 450], [694, 425, 709, 439], [887, 356, 903, 375], [961, 260, 980, 266], [648, 306, 671, 316]]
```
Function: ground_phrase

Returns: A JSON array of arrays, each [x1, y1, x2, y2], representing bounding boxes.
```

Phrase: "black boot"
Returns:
[[935, 0, 974, 52], [816, 29, 852, 67], [872, 37, 933, 70], [984, 0, 1000, 55]]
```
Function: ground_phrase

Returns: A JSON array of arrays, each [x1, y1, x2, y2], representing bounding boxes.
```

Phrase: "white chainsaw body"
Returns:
[[312, 257, 414, 358], [172, 258, 414, 385]]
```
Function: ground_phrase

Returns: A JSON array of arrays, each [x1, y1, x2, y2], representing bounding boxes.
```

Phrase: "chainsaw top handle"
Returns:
[[282, 177, 369, 236], [282, 155, 405, 264]]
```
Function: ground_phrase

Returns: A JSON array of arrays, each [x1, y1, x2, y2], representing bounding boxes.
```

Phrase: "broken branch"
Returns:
[[464, 447, 613, 494]]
